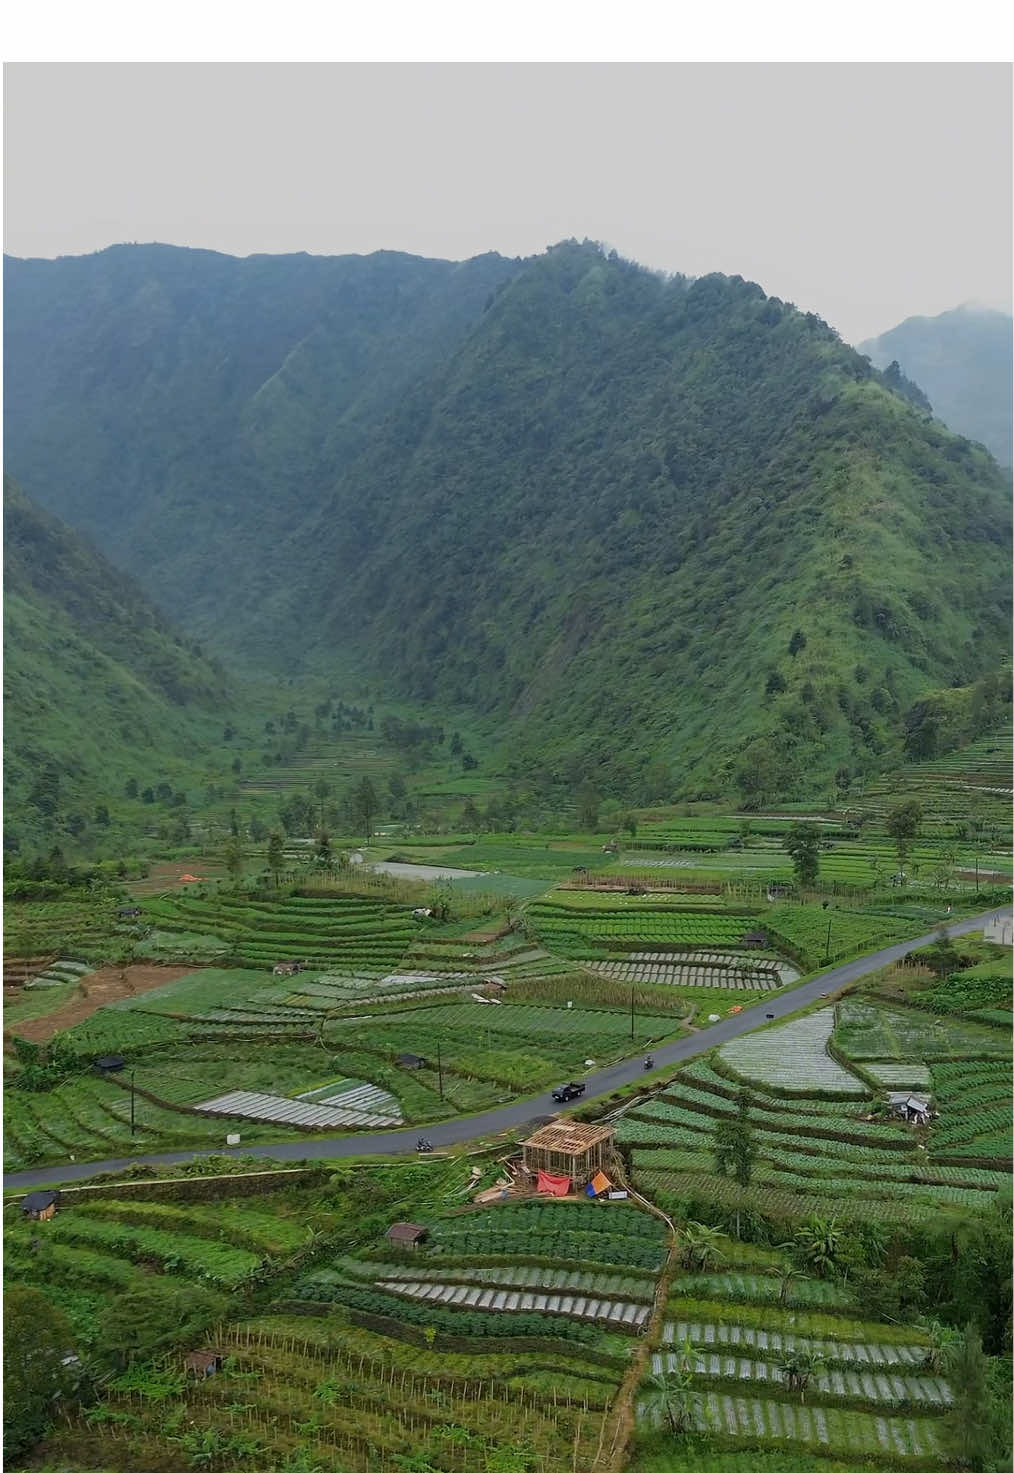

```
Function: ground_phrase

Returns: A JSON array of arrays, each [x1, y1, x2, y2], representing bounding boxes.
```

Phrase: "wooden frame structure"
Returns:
[[521, 1121, 615, 1188]]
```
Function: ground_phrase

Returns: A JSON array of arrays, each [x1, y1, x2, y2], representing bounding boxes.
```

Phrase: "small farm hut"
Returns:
[[185, 1350, 225, 1378], [272, 960, 302, 976], [93, 1055, 126, 1074], [396, 1053, 428, 1070], [522, 1120, 615, 1191], [20, 1191, 60, 1221], [117, 906, 142, 919], [888, 1092, 933, 1125], [386, 1223, 428, 1250], [741, 930, 768, 949]]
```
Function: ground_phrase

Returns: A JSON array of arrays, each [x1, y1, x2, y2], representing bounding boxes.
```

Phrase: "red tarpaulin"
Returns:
[[536, 1171, 571, 1196]]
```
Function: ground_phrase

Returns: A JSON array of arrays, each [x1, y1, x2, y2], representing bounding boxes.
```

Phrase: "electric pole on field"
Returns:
[[437, 1040, 444, 1101], [630, 985, 635, 1040], [130, 1070, 136, 1136]]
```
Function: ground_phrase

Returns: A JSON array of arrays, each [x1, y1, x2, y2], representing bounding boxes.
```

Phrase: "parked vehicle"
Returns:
[[551, 1081, 586, 1103], [416, 1137, 433, 1153], [643, 1056, 654, 1070]]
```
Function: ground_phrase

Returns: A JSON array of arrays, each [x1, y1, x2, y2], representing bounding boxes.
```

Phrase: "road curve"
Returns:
[[4, 906, 1008, 1191]]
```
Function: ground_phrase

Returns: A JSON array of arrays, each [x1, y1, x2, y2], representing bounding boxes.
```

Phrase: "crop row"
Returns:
[[630, 1149, 1001, 1208], [669, 1273, 851, 1310], [662, 1321, 930, 1365], [345, 1259, 656, 1300], [636, 1168, 944, 1225], [691, 1392, 942, 1456], [37, 1212, 263, 1286], [718, 1012, 867, 1095], [377, 1278, 652, 1329]]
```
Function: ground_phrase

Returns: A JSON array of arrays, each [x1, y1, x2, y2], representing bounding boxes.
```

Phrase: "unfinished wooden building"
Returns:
[[521, 1120, 615, 1190]]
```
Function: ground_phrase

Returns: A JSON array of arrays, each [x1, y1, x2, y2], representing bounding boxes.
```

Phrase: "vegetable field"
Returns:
[[718, 1011, 868, 1095], [619, 1048, 1009, 1223], [635, 1231, 945, 1464]]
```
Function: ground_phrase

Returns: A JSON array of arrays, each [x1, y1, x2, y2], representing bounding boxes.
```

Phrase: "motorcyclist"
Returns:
[[644, 1055, 654, 1070]]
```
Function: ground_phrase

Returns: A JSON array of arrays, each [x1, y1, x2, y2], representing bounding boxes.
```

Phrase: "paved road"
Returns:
[[5, 906, 1008, 1191]]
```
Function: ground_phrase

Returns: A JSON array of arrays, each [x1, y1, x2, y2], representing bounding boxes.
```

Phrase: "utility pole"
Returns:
[[824, 916, 833, 963], [630, 986, 635, 1041], [437, 1040, 444, 1102], [130, 1069, 136, 1137]]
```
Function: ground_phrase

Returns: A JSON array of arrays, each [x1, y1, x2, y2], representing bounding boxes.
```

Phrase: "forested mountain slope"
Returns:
[[3, 479, 229, 846], [860, 305, 1013, 468], [278, 244, 1011, 799], [3, 243, 518, 648], [4, 242, 1010, 802]]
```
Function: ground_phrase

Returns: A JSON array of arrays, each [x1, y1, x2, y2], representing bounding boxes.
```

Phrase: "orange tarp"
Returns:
[[590, 1171, 611, 1196], [536, 1171, 571, 1196], [179, 874, 205, 883]]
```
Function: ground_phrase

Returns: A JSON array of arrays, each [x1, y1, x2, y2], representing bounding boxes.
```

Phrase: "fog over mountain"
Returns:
[[860, 305, 1013, 469]]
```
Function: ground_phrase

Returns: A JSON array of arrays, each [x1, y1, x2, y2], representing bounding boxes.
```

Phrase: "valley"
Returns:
[[3, 239, 1012, 1473]]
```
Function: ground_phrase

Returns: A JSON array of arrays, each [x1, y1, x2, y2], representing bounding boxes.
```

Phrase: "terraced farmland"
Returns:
[[140, 890, 419, 971], [2, 1188, 313, 1347], [636, 1244, 946, 1464], [527, 899, 759, 959], [618, 1050, 1009, 1223], [718, 1010, 868, 1095]]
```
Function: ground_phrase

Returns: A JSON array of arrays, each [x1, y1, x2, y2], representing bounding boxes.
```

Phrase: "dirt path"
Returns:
[[594, 1189, 679, 1471], [4, 964, 196, 1044]]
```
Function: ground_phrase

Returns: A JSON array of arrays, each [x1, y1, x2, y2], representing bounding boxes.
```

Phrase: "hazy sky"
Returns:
[[4, 62, 1011, 343]]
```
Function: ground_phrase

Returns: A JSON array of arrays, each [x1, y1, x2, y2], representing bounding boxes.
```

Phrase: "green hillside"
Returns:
[[860, 304, 1013, 468], [3, 478, 230, 849], [3, 243, 517, 657], [4, 242, 1011, 804], [285, 244, 1011, 800]]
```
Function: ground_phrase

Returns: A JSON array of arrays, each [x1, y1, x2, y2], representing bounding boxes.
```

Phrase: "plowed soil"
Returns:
[[4, 964, 196, 1044]]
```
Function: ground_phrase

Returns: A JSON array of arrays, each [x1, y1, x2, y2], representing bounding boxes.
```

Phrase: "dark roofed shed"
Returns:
[[386, 1222, 428, 1248], [21, 1190, 60, 1220]]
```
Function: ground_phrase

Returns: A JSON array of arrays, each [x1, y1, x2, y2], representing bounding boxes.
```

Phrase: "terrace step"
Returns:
[[376, 1279, 649, 1327], [194, 1089, 398, 1130]]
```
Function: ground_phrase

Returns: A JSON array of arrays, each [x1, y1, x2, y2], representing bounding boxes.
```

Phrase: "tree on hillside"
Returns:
[[223, 836, 244, 885], [267, 832, 285, 886], [577, 783, 600, 831], [461, 797, 481, 832], [711, 1116, 757, 1187], [885, 800, 923, 871], [4, 1286, 82, 1459], [622, 811, 638, 838], [783, 822, 821, 889], [788, 630, 807, 657], [348, 776, 380, 839], [313, 779, 331, 828], [943, 1326, 999, 1472], [315, 829, 333, 865]]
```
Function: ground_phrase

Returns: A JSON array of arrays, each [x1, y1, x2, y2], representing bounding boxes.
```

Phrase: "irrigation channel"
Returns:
[[4, 906, 1009, 1191]]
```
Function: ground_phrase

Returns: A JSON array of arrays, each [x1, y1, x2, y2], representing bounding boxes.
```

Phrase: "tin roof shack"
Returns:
[[888, 1092, 934, 1125], [20, 1190, 60, 1221], [522, 1121, 615, 1190], [386, 1223, 428, 1250]]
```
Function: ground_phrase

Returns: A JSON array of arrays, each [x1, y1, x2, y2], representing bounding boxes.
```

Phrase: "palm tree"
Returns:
[[792, 1216, 842, 1278], [679, 1222, 728, 1272], [922, 1320, 962, 1374], [777, 1348, 825, 1402], [775, 1257, 809, 1306], [639, 1345, 702, 1434]]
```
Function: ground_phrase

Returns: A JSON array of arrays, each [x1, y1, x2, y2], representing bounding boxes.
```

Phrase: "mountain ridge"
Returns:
[[4, 240, 1011, 803], [859, 303, 1013, 468]]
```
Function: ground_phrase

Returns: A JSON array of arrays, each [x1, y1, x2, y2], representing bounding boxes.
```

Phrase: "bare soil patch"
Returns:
[[127, 858, 226, 896], [4, 964, 197, 1044]]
